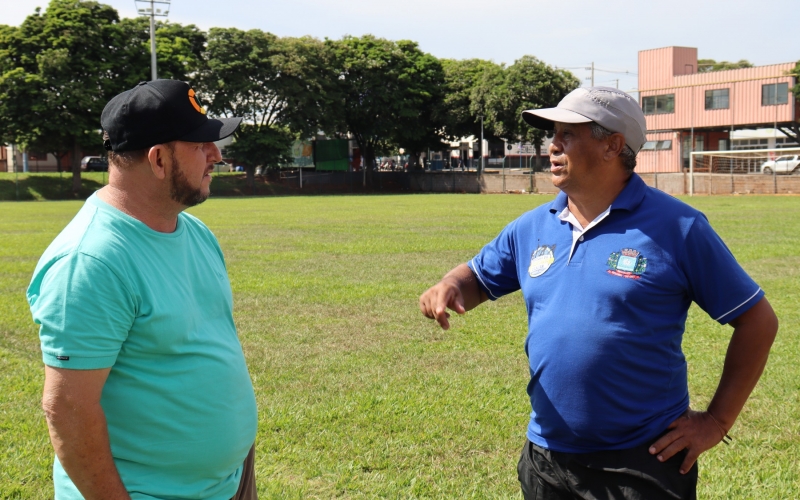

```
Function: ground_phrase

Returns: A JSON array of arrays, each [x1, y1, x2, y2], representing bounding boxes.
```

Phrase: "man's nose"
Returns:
[[206, 143, 222, 163]]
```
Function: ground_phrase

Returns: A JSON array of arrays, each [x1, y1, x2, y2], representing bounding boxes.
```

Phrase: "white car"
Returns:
[[760, 154, 800, 174]]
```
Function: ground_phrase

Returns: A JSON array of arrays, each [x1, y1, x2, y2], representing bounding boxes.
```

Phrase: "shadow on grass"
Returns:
[[0, 172, 406, 201], [0, 176, 106, 201]]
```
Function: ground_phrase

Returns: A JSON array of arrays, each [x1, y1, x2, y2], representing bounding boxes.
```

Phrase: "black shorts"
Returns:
[[517, 438, 698, 500]]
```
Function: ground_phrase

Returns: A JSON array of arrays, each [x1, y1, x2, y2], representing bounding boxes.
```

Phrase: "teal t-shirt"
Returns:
[[27, 194, 258, 500]]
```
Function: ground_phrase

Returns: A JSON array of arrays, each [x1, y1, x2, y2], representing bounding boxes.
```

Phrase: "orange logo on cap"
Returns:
[[188, 89, 206, 115]]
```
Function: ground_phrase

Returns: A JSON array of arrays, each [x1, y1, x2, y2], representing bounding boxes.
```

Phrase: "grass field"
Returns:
[[1, 193, 798, 498]]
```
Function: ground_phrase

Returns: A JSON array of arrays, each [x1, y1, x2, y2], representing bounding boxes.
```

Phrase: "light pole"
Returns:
[[480, 115, 484, 174], [135, 0, 171, 81]]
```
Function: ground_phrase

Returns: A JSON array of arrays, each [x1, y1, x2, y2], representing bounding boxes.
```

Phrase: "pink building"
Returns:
[[636, 47, 798, 172]]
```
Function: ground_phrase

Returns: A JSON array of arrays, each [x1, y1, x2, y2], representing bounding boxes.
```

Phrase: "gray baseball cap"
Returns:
[[522, 87, 647, 153]]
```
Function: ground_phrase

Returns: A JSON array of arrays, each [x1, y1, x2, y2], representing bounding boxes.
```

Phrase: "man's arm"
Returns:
[[649, 296, 778, 474], [42, 366, 131, 500], [419, 263, 488, 330]]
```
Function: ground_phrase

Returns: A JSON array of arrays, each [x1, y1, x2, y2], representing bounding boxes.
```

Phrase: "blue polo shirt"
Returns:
[[468, 173, 763, 453]]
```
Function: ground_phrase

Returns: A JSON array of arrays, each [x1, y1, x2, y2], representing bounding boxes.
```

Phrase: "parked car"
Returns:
[[760, 154, 800, 174], [81, 156, 109, 172]]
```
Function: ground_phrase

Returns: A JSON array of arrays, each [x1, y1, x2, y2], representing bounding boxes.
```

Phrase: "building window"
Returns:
[[762, 83, 789, 105], [641, 140, 673, 151], [705, 89, 729, 110], [732, 139, 769, 150], [776, 137, 800, 149], [642, 94, 675, 115]]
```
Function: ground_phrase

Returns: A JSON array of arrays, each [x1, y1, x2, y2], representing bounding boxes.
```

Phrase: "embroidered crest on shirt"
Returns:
[[529, 245, 556, 278], [607, 248, 647, 280]]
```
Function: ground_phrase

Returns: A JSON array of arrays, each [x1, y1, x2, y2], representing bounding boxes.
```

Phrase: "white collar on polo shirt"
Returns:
[[557, 204, 612, 264]]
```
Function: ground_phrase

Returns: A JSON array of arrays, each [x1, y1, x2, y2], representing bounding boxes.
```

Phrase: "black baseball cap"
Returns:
[[101, 79, 242, 152]]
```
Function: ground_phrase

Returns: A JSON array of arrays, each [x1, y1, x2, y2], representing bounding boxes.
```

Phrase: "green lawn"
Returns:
[[1, 194, 798, 498]]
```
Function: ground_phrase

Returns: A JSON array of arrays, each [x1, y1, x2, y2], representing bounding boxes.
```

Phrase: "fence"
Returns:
[[274, 169, 800, 196]]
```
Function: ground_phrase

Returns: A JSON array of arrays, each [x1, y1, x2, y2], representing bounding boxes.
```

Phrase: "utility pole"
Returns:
[[135, 0, 171, 81], [591, 61, 594, 87], [11, 144, 19, 201], [149, 3, 156, 80], [480, 115, 484, 174]]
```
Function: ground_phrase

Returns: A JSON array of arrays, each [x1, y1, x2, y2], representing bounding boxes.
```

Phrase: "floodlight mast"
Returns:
[[135, 0, 171, 81]]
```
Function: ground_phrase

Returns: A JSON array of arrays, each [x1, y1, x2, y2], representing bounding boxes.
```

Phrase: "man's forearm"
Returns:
[[707, 297, 778, 431], [43, 400, 130, 500], [649, 297, 778, 473], [441, 263, 488, 312]]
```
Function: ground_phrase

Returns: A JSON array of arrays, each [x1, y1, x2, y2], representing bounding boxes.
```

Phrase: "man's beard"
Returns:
[[169, 157, 209, 207]]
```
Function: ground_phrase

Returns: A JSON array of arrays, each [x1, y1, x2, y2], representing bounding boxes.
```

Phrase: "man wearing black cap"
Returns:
[[419, 87, 778, 499], [27, 80, 258, 499]]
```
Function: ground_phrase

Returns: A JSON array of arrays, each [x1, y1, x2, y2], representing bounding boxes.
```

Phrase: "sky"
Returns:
[[5, 0, 799, 96]]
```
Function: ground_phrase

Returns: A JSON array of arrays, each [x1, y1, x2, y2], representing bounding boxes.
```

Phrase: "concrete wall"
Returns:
[[406, 172, 800, 195], [638, 172, 800, 195], [288, 171, 800, 196], [405, 172, 559, 194]]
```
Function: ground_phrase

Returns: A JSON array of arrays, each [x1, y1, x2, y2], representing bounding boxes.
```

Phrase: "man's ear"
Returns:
[[604, 133, 626, 160], [147, 145, 169, 180]]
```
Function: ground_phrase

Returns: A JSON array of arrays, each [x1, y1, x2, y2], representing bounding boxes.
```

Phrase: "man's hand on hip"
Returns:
[[651, 297, 778, 475], [649, 409, 726, 475]]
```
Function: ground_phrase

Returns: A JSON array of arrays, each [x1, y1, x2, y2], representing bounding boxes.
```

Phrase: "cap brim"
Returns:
[[522, 108, 592, 130], [179, 117, 242, 143]]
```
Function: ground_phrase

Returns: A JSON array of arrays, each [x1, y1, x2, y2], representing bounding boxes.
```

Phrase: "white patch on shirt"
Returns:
[[528, 245, 556, 278]]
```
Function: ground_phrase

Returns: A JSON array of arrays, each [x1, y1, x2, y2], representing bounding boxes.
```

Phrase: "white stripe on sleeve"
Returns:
[[714, 288, 762, 322]]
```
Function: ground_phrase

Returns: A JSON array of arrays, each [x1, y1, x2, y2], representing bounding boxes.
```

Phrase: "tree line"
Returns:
[[0, 0, 580, 190]]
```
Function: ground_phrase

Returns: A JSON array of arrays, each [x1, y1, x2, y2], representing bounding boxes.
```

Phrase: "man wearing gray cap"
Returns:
[[419, 87, 777, 499], [28, 80, 258, 499]]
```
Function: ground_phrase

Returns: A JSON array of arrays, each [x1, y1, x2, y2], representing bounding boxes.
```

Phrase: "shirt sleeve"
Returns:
[[467, 219, 522, 301], [681, 214, 764, 324], [29, 252, 135, 369]]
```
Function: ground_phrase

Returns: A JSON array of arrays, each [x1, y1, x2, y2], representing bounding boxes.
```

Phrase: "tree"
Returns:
[[327, 35, 446, 184], [791, 61, 800, 96], [488, 56, 580, 168], [0, 24, 35, 150], [439, 58, 506, 170], [697, 59, 754, 72], [441, 58, 504, 141], [271, 36, 343, 139], [389, 41, 448, 169], [0, 2, 208, 191], [200, 29, 337, 188], [0, 1, 128, 191], [115, 17, 206, 86], [225, 123, 293, 176]]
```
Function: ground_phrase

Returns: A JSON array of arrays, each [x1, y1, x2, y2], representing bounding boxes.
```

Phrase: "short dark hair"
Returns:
[[589, 122, 637, 173], [108, 149, 148, 169]]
